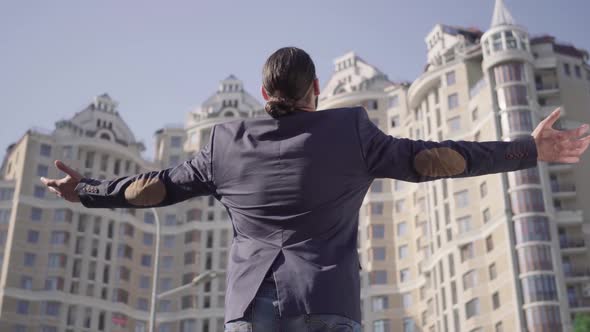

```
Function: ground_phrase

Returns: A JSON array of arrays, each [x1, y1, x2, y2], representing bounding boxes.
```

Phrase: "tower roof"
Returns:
[[491, 0, 516, 28]]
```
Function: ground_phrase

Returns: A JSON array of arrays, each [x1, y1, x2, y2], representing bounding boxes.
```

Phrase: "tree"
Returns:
[[574, 314, 590, 332]]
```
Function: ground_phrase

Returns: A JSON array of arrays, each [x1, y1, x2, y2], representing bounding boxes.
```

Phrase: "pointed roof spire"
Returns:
[[491, 0, 516, 28]]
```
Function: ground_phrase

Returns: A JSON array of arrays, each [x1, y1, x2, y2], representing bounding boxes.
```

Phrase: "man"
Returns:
[[41, 47, 590, 331]]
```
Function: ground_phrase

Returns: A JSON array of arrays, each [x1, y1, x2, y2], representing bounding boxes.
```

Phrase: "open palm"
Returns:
[[532, 108, 590, 163], [40, 160, 82, 202]]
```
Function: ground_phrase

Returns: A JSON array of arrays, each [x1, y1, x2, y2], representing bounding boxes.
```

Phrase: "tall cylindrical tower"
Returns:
[[481, 1, 564, 331]]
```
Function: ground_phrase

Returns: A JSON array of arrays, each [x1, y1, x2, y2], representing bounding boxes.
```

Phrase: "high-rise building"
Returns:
[[0, 83, 262, 332], [0, 1, 589, 332], [318, 1, 590, 331]]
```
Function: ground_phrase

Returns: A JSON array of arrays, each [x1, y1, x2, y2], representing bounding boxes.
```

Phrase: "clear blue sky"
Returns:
[[1, 0, 588, 160]]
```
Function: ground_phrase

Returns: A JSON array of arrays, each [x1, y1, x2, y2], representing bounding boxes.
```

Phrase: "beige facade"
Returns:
[[0, 84, 263, 332], [317, 2, 590, 332], [0, 1, 589, 332]]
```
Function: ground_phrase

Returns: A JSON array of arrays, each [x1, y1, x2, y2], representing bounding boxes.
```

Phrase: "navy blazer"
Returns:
[[75, 107, 538, 323]]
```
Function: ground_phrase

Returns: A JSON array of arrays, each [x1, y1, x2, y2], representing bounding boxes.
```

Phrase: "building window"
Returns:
[[369, 224, 385, 239], [492, 292, 500, 310], [363, 99, 379, 110], [370, 180, 383, 193], [389, 96, 399, 108], [161, 256, 174, 270], [171, 136, 182, 148], [402, 318, 415, 332], [446, 71, 456, 86], [574, 65, 582, 78], [369, 270, 387, 285], [397, 222, 407, 237], [37, 164, 49, 177], [483, 208, 491, 223], [454, 190, 469, 208], [139, 276, 150, 289], [34, 185, 46, 198], [137, 298, 149, 311], [141, 255, 151, 267], [517, 245, 553, 273], [402, 293, 412, 308], [395, 199, 405, 213], [17, 300, 29, 314], [143, 232, 154, 246], [463, 270, 478, 290], [21, 276, 33, 290], [398, 245, 409, 259], [24, 253, 36, 267], [40, 144, 52, 157], [489, 263, 497, 280], [472, 107, 479, 121], [564, 63, 571, 76], [371, 247, 386, 261], [447, 93, 459, 110], [465, 298, 480, 319], [510, 189, 545, 214], [390, 115, 400, 128], [480, 182, 487, 198], [371, 296, 389, 311], [448, 116, 461, 132], [457, 215, 472, 234], [495, 321, 503, 332], [371, 202, 384, 215], [400, 269, 410, 283], [460, 243, 474, 262], [373, 319, 391, 332], [31, 207, 42, 221], [27, 230, 39, 243], [486, 235, 494, 252], [521, 275, 558, 303], [144, 212, 155, 224], [43, 301, 61, 317]]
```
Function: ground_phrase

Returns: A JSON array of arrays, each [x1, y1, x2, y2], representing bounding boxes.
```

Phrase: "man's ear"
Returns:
[[313, 78, 320, 96], [261, 86, 270, 101]]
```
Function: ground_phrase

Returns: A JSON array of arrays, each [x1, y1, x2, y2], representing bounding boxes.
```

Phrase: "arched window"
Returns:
[[100, 133, 111, 141]]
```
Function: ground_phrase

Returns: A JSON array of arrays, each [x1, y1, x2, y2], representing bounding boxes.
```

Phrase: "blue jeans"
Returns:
[[225, 278, 361, 332]]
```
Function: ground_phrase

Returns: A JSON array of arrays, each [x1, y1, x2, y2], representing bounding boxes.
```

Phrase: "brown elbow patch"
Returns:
[[124, 177, 167, 206], [414, 147, 466, 177]]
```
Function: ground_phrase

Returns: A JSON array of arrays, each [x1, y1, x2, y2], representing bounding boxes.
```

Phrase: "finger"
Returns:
[[541, 107, 561, 129], [40, 177, 59, 188], [55, 160, 82, 181], [559, 124, 590, 140], [47, 186, 62, 197]]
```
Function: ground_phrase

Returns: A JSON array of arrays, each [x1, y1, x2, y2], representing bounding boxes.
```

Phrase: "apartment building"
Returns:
[[0, 1, 589, 331]]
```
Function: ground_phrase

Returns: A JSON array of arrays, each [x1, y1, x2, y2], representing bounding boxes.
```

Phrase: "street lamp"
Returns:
[[157, 270, 218, 300], [147, 208, 219, 332], [148, 207, 161, 332]]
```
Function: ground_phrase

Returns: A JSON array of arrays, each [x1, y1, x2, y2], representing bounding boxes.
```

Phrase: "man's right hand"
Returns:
[[40, 160, 83, 203]]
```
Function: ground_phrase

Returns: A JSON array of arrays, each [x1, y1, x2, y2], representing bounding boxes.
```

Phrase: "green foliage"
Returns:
[[574, 314, 590, 332]]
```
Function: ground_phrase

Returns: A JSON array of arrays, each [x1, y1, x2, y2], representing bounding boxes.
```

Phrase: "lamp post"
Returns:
[[147, 208, 219, 332], [157, 270, 218, 300], [148, 207, 161, 332]]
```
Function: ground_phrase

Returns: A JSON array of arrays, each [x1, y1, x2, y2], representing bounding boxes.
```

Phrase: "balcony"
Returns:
[[555, 210, 583, 224], [536, 82, 560, 96], [563, 269, 590, 279], [569, 297, 590, 309], [560, 236, 587, 250], [551, 182, 576, 198]]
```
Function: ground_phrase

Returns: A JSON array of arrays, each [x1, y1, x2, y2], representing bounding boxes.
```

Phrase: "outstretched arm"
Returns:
[[356, 107, 590, 182], [40, 142, 215, 209]]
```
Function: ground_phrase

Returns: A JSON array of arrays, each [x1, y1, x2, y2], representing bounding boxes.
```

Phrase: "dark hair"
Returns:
[[262, 47, 316, 118]]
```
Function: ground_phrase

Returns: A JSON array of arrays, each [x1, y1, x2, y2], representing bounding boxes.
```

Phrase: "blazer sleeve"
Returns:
[[75, 130, 216, 209], [354, 107, 538, 182]]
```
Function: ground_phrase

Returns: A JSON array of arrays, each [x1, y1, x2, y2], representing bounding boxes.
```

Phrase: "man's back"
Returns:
[[213, 107, 371, 322]]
